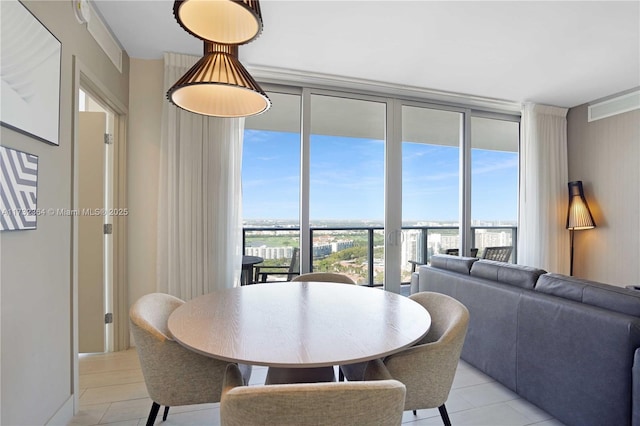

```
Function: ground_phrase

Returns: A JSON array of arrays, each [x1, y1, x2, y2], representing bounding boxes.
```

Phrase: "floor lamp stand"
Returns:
[[569, 229, 575, 276]]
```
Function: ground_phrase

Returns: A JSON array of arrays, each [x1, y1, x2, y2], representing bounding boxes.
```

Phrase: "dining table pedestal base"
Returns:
[[265, 366, 336, 384]]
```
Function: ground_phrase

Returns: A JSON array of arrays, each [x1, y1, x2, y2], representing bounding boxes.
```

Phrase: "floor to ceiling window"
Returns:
[[470, 116, 519, 261], [242, 92, 301, 276], [401, 106, 463, 283], [241, 85, 520, 290], [309, 95, 386, 285]]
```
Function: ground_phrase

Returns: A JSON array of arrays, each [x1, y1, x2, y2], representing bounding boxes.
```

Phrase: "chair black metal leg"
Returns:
[[413, 410, 417, 415], [339, 368, 344, 382], [438, 404, 452, 426], [162, 406, 170, 421], [146, 402, 160, 426]]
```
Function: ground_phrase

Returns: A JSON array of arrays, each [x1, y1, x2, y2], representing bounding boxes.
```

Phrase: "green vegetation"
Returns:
[[246, 235, 297, 247], [315, 245, 367, 271]]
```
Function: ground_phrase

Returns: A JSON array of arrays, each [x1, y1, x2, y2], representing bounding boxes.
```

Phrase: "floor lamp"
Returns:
[[566, 181, 596, 276]]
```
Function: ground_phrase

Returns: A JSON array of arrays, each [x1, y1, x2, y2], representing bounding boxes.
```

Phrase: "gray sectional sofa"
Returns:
[[411, 254, 640, 426]]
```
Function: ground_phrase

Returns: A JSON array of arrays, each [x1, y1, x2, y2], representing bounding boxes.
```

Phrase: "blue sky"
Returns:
[[242, 130, 518, 222]]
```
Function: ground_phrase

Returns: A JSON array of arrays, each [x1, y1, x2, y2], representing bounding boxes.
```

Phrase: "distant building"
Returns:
[[313, 240, 354, 258], [245, 245, 294, 260], [313, 244, 332, 258], [475, 229, 512, 248], [331, 240, 354, 252]]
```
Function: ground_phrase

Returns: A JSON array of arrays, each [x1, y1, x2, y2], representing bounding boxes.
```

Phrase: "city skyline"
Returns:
[[245, 227, 514, 283], [242, 129, 518, 223]]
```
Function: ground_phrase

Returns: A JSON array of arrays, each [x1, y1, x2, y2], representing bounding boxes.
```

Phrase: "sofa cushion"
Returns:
[[536, 273, 640, 317], [517, 290, 640, 426], [429, 254, 478, 275], [469, 260, 546, 289]]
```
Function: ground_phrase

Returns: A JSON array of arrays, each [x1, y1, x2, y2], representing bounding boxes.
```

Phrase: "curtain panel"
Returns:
[[518, 103, 569, 274], [157, 52, 244, 300]]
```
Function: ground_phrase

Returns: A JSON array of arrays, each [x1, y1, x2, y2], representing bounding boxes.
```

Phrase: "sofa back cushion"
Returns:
[[429, 254, 478, 275], [535, 273, 640, 317], [469, 260, 546, 290]]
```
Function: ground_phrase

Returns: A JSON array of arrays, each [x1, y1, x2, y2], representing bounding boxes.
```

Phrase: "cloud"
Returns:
[[243, 175, 298, 188], [471, 156, 518, 175], [244, 130, 273, 143], [404, 170, 459, 184], [255, 155, 279, 161]]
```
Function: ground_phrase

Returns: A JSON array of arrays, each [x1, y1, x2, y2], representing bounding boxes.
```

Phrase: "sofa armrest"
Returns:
[[410, 272, 419, 294], [634, 347, 640, 426]]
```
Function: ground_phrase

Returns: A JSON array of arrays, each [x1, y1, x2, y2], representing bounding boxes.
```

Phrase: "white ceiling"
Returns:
[[92, 1, 640, 108]]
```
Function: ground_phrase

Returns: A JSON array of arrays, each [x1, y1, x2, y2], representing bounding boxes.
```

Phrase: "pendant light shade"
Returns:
[[173, 0, 263, 45], [167, 42, 271, 117]]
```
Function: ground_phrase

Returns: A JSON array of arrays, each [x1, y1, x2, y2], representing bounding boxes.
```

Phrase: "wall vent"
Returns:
[[588, 90, 640, 122], [87, 3, 122, 73]]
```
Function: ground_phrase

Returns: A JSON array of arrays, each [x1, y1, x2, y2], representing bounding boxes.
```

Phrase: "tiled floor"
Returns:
[[70, 349, 564, 426]]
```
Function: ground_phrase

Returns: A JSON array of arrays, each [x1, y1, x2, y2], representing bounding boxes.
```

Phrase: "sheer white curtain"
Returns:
[[157, 52, 244, 300], [518, 103, 569, 273]]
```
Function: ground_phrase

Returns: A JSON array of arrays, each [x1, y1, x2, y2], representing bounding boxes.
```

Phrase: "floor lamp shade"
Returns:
[[173, 0, 263, 45], [167, 42, 271, 117], [566, 181, 596, 230], [566, 180, 595, 276]]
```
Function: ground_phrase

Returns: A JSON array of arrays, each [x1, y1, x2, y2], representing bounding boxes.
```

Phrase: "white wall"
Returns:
[[127, 59, 163, 309], [0, 1, 129, 424], [567, 102, 640, 286]]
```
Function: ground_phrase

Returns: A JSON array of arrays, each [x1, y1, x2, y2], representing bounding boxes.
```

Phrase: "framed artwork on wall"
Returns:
[[0, 146, 39, 231], [0, 0, 62, 146]]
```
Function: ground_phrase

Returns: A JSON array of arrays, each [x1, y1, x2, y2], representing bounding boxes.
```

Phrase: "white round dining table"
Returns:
[[167, 282, 431, 373]]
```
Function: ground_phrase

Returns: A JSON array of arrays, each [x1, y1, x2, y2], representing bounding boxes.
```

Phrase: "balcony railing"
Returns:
[[243, 225, 518, 286]]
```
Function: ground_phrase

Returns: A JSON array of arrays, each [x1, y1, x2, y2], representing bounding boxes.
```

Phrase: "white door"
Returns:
[[78, 111, 106, 353]]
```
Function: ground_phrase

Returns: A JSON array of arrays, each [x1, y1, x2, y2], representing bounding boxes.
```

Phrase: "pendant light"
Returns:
[[173, 0, 263, 45], [169, 0, 270, 117], [167, 41, 271, 117]]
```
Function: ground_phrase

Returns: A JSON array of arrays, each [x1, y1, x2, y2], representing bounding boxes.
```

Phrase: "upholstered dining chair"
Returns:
[[341, 291, 469, 426], [220, 361, 406, 426], [290, 271, 356, 284], [130, 293, 252, 426]]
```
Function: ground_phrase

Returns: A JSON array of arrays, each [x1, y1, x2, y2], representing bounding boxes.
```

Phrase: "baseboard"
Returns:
[[45, 395, 74, 426]]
